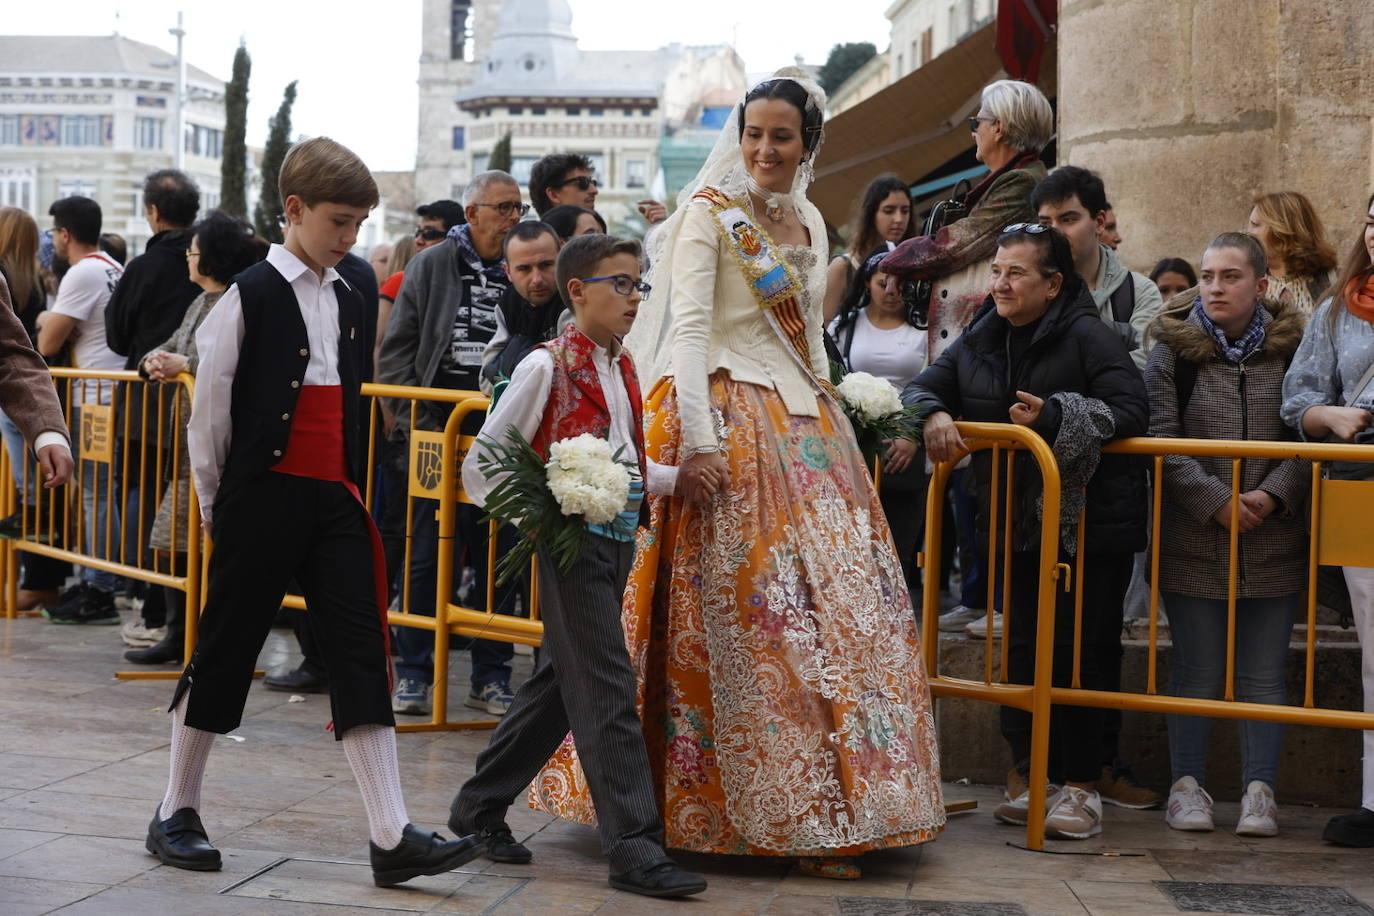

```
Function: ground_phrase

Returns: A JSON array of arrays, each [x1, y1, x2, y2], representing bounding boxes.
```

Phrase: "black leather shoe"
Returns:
[[125, 633, 184, 665], [263, 666, 329, 693], [145, 807, 222, 871], [370, 823, 483, 887], [448, 817, 532, 863], [1324, 808, 1374, 846], [609, 861, 708, 898]]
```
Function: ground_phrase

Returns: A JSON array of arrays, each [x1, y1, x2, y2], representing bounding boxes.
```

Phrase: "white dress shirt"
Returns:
[[188, 244, 345, 521], [462, 339, 676, 508]]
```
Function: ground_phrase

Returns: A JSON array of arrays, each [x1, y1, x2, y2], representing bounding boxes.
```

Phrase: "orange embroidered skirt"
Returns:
[[530, 373, 945, 855]]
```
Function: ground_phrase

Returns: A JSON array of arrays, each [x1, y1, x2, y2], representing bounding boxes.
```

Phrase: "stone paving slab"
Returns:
[[4, 609, 1374, 915]]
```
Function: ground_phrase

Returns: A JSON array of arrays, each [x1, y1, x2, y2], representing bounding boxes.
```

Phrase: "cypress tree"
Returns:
[[253, 80, 298, 242], [488, 131, 513, 173], [219, 43, 250, 218]]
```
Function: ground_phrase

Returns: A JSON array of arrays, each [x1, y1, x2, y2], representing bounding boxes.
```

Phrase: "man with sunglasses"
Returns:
[[378, 171, 530, 719], [529, 153, 599, 217], [378, 200, 467, 318]]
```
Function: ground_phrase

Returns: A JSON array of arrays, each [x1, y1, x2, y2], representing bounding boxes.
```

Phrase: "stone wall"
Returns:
[[1057, 0, 1374, 275]]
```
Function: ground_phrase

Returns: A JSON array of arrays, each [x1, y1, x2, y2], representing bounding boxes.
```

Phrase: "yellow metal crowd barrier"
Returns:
[[918, 423, 1374, 851], [0, 368, 204, 681], [917, 421, 1065, 849], [0, 375, 545, 724], [14, 375, 1374, 853]]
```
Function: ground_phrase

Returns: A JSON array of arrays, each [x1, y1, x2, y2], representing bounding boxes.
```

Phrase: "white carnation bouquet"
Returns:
[[835, 371, 923, 463], [477, 427, 635, 583]]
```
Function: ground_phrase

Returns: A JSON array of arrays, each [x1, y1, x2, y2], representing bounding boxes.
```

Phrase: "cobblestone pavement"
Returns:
[[4, 608, 1374, 916]]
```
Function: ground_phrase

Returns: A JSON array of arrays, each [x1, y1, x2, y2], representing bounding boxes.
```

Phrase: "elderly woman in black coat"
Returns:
[[903, 224, 1148, 841]]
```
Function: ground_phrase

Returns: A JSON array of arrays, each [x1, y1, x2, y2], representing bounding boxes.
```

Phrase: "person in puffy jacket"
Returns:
[[904, 224, 1148, 841], [1145, 231, 1308, 839]]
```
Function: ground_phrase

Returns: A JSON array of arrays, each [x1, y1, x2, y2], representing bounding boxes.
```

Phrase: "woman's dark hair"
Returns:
[[98, 232, 126, 265], [996, 224, 1078, 286], [739, 79, 824, 153], [848, 174, 912, 262], [1325, 191, 1374, 329], [832, 246, 917, 359], [542, 204, 606, 240], [192, 210, 265, 286], [1149, 257, 1197, 287]]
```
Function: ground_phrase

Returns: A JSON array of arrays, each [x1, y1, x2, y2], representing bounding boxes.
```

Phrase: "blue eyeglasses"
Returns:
[[582, 274, 651, 297], [1002, 222, 1051, 234]]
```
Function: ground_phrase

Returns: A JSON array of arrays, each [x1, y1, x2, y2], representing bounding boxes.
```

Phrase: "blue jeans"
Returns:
[[951, 468, 986, 609], [73, 406, 120, 593], [394, 498, 514, 690], [0, 408, 35, 504], [1165, 591, 1297, 788]]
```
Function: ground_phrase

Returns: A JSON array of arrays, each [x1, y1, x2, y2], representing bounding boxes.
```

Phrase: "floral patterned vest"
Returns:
[[531, 325, 647, 486]]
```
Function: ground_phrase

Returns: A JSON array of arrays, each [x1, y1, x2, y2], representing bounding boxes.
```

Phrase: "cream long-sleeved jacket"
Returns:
[[667, 197, 829, 454]]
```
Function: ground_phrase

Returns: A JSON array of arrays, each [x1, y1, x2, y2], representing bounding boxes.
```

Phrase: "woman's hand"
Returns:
[[884, 437, 918, 474], [1240, 489, 1278, 521], [1213, 496, 1265, 533], [922, 411, 967, 464], [678, 450, 729, 507], [1315, 405, 1373, 441], [144, 351, 189, 381], [1009, 390, 1044, 427]]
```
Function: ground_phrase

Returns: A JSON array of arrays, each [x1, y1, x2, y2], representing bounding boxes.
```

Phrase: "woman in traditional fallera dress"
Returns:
[[532, 70, 945, 878]]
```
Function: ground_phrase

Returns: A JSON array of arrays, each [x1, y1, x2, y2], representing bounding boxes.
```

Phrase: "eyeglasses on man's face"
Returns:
[[473, 201, 531, 217], [582, 274, 650, 297], [184, 248, 201, 259], [414, 227, 447, 241], [968, 116, 997, 133], [556, 176, 600, 192]]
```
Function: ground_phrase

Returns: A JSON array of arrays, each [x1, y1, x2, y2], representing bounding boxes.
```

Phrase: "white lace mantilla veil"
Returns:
[[626, 67, 831, 387]]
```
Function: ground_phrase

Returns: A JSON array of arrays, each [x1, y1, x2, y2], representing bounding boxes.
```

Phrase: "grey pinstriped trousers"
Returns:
[[449, 536, 670, 874]]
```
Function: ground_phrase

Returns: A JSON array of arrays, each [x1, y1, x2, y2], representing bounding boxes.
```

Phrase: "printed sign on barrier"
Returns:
[[79, 405, 114, 463], [407, 430, 477, 503]]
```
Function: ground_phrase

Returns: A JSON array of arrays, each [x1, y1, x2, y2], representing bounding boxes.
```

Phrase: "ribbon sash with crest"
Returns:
[[694, 187, 832, 394]]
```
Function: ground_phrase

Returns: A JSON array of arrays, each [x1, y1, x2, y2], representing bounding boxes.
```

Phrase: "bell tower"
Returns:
[[415, 0, 503, 203]]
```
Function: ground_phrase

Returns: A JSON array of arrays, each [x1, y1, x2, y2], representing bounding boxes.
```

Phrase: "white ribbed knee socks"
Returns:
[[342, 723, 409, 850], [159, 697, 408, 850], [159, 692, 215, 821]]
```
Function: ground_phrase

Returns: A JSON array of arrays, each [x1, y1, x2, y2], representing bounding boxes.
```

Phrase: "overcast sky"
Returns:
[[4, 1, 892, 171]]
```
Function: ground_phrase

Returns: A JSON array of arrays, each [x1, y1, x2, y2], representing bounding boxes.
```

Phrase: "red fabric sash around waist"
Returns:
[[271, 385, 393, 706]]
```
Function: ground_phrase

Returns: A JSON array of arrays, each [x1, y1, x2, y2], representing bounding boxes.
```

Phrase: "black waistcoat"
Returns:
[[215, 260, 373, 509]]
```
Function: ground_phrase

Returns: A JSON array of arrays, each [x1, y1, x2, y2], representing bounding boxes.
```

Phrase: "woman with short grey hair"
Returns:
[[879, 78, 1053, 363], [880, 77, 1053, 640]]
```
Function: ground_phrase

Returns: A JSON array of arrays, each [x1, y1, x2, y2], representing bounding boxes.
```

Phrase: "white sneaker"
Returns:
[[994, 784, 1061, 826], [120, 620, 165, 647], [1165, 776, 1215, 832], [1044, 785, 1103, 839], [965, 613, 1002, 640], [1235, 780, 1278, 837], [938, 605, 984, 632]]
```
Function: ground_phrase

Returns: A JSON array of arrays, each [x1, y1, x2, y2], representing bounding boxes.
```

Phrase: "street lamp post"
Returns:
[[170, 11, 185, 170]]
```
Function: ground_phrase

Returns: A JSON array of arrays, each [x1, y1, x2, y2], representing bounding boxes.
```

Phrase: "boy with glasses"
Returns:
[[448, 234, 707, 899]]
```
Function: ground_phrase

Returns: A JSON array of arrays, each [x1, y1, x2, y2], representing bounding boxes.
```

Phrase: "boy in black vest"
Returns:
[[147, 137, 481, 888]]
